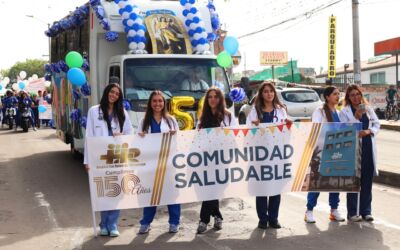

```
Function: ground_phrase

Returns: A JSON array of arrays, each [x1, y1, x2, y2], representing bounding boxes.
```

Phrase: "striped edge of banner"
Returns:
[[150, 134, 167, 206], [291, 123, 322, 191], [154, 133, 172, 205]]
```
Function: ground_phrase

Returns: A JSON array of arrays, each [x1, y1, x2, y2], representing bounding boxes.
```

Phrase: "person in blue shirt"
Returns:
[[246, 82, 288, 229], [2, 90, 18, 128], [304, 86, 345, 223], [18, 91, 36, 131], [137, 90, 180, 234]]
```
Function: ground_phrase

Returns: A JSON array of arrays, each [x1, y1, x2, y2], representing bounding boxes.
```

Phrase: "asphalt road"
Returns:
[[0, 128, 399, 250]]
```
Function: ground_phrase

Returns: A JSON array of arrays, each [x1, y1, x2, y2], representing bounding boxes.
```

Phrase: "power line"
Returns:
[[237, 0, 345, 39]]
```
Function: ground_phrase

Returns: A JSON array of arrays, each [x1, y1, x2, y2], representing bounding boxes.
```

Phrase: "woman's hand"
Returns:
[[251, 120, 260, 126], [359, 129, 371, 138], [85, 164, 90, 172], [354, 107, 365, 120], [138, 132, 146, 137], [170, 130, 176, 135]]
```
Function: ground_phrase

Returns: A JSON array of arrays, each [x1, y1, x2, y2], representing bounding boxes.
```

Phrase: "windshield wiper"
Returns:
[[302, 99, 317, 102], [134, 85, 173, 98]]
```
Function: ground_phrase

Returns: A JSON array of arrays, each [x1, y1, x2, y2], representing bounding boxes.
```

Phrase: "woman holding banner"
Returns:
[[246, 81, 287, 229], [84, 82, 133, 237], [339, 85, 380, 222], [304, 86, 346, 223], [196, 87, 237, 234], [137, 90, 180, 234]]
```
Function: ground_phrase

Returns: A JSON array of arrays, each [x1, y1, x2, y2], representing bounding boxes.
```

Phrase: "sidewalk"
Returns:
[[375, 120, 400, 187], [379, 119, 400, 131]]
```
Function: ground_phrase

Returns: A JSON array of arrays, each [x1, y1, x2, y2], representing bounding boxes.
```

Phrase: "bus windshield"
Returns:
[[123, 58, 229, 103]]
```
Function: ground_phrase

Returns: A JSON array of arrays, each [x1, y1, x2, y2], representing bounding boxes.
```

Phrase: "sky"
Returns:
[[0, 0, 399, 75]]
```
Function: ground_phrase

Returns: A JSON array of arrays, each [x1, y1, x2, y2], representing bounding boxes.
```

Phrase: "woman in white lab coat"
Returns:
[[84, 83, 133, 237], [246, 81, 287, 230], [304, 86, 345, 224], [196, 87, 237, 234], [339, 85, 380, 222], [137, 90, 180, 234]]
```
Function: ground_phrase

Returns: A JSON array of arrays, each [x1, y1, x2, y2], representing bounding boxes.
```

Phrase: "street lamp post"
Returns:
[[25, 15, 51, 60], [344, 64, 350, 91]]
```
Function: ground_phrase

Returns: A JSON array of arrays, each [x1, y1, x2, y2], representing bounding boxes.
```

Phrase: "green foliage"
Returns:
[[5, 59, 48, 81]]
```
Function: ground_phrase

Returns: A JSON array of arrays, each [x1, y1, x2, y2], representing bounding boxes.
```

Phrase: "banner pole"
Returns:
[[87, 170, 98, 237], [356, 192, 360, 216], [92, 210, 97, 237]]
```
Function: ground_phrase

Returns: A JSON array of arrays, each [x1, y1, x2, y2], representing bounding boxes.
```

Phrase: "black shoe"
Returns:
[[362, 215, 374, 222], [268, 221, 281, 229], [257, 222, 268, 229]]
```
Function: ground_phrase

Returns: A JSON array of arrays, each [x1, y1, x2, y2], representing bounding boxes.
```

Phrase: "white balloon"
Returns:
[[187, 13, 195, 20], [0, 88, 6, 96], [200, 32, 208, 39], [128, 30, 137, 37], [32, 74, 38, 80], [127, 19, 134, 26], [122, 12, 130, 19], [3, 77, 10, 84], [129, 42, 138, 50], [133, 18, 143, 25], [28, 77, 33, 82], [12, 83, 19, 91], [44, 81, 51, 87], [184, 3, 191, 10], [190, 23, 198, 30], [195, 44, 204, 52], [118, 1, 128, 8], [137, 42, 145, 50], [193, 33, 201, 40], [198, 21, 205, 28], [204, 43, 210, 51], [137, 30, 145, 37], [19, 71, 27, 80]]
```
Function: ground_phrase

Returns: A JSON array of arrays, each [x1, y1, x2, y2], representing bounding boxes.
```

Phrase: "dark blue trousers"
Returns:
[[140, 204, 181, 225], [307, 192, 340, 210], [256, 195, 281, 224]]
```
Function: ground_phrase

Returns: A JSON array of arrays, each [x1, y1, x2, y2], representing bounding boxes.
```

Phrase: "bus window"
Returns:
[[326, 144, 333, 150], [335, 143, 341, 149], [344, 131, 353, 137], [344, 141, 353, 147], [328, 135, 334, 140], [109, 66, 120, 79], [336, 133, 343, 139]]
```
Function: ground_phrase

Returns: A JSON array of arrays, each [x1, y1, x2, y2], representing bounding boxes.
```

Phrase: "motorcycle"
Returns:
[[20, 104, 32, 132], [5, 107, 16, 129]]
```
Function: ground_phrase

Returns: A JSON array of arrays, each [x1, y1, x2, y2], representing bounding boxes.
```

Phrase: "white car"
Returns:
[[238, 87, 323, 124]]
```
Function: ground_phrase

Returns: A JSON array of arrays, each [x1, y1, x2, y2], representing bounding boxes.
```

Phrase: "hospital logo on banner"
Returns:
[[99, 143, 144, 166]]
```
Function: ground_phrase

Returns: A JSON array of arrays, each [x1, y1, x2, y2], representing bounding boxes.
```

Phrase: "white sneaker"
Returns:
[[348, 215, 362, 222], [329, 209, 345, 222], [304, 210, 316, 223]]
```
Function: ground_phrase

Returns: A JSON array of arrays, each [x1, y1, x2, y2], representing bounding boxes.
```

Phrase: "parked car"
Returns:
[[238, 87, 323, 124]]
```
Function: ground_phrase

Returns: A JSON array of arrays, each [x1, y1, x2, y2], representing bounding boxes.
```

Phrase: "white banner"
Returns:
[[39, 100, 52, 120], [87, 122, 360, 211]]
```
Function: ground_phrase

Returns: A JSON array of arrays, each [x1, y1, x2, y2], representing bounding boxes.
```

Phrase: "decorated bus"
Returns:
[[44, 0, 236, 156]]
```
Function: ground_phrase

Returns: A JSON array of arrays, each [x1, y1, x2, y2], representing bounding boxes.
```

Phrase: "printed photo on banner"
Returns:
[[145, 10, 192, 54]]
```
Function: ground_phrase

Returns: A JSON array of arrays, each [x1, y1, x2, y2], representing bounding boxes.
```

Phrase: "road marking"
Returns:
[[288, 192, 400, 231], [69, 229, 84, 250], [34, 192, 59, 229]]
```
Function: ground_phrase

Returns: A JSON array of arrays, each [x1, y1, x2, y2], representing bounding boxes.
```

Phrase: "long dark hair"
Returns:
[[322, 86, 338, 122], [199, 87, 231, 128], [99, 83, 125, 133], [142, 90, 173, 133], [344, 84, 367, 107], [254, 81, 284, 120]]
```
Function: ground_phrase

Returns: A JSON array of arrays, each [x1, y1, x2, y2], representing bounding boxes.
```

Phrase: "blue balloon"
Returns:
[[125, 5, 133, 13], [123, 99, 131, 111], [132, 23, 140, 31], [192, 16, 200, 23], [73, 89, 81, 100], [19, 82, 25, 90], [185, 20, 192, 27], [198, 38, 207, 45], [188, 30, 195, 36], [189, 0, 195, 4], [105, 31, 118, 42], [182, 9, 189, 16], [67, 68, 86, 86], [211, 16, 220, 30], [190, 7, 198, 14], [130, 13, 137, 20], [0, 85, 2, 90], [223, 36, 239, 56], [180, 0, 188, 6], [80, 116, 87, 128], [191, 40, 198, 47], [38, 105, 47, 113]]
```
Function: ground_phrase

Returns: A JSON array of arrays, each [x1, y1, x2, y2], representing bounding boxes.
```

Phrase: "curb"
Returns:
[[374, 170, 400, 188], [381, 124, 400, 132]]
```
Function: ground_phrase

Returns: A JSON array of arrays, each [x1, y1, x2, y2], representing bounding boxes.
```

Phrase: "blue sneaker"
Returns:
[[99, 228, 109, 236], [169, 224, 179, 233], [109, 229, 120, 237], [138, 224, 151, 234]]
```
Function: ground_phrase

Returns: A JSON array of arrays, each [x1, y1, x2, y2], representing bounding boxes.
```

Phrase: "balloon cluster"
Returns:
[[80, 83, 91, 96], [58, 60, 69, 73], [80, 116, 87, 129], [66, 51, 87, 86], [45, 5, 89, 37], [73, 89, 81, 100], [123, 99, 131, 111], [179, 0, 210, 54], [216, 36, 239, 68], [206, 0, 220, 42], [70, 108, 82, 122], [0, 77, 10, 95], [90, 0, 119, 42], [114, 0, 147, 54], [229, 87, 246, 103]]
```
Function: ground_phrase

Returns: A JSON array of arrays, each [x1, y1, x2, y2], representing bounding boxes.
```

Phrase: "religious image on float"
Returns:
[[301, 123, 361, 192], [145, 10, 192, 54]]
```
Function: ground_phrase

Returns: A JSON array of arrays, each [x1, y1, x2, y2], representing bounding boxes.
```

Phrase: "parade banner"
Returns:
[[39, 100, 52, 120], [260, 51, 288, 65], [87, 122, 360, 211]]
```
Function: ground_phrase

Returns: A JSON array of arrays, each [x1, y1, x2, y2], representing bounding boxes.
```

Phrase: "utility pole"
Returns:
[[352, 0, 362, 85]]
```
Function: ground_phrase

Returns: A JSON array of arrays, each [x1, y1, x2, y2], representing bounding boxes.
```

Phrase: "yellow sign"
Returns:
[[328, 16, 336, 78], [260, 51, 288, 65]]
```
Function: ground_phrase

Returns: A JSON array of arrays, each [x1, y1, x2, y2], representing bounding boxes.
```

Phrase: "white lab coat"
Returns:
[[339, 105, 380, 176], [197, 112, 237, 128], [137, 116, 179, 133], [311, 106, 341, 122], [83, 105, 133, 164], [246, 106, 287, 126]]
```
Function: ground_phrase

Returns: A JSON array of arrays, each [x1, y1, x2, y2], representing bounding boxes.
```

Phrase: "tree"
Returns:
[[6, 59, 48, 81]]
